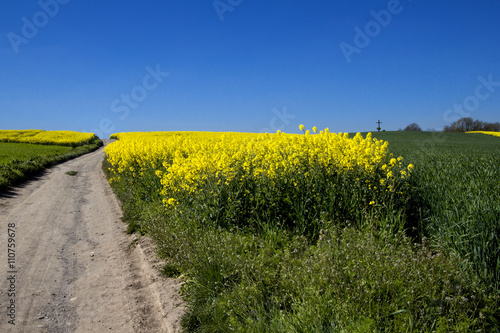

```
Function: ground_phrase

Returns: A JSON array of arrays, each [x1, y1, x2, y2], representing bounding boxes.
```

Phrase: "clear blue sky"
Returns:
[[1, 0, 499, 138]]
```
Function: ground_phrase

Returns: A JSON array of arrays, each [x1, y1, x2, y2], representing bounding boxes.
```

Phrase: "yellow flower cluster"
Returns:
[[0, 130, 96, 146], [106, 129, 412, 207], [466, 131, 500, 138]]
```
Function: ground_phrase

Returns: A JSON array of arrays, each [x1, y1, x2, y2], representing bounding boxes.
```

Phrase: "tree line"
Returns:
[[400, 118, 499, 132], [443, 117, 500, 132]]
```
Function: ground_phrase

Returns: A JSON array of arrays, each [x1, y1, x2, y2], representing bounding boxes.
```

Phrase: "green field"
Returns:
[[0, 142, 73, 164], [107, 131, 499, 332], [374, 132, 500, 289], [0, 139, 102, 192]]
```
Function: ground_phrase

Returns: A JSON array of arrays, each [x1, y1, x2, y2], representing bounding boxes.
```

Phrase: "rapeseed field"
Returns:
[[0, 129, 97, 147], [105, 128, 499, 332]]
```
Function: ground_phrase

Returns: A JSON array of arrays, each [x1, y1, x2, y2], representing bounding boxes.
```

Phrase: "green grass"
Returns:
[[370, 131, 500, 289], [0, 138, 102, 192], [366, 131, 500, 157], [0, 142, 73, 164], [106, 131, 500, 332]]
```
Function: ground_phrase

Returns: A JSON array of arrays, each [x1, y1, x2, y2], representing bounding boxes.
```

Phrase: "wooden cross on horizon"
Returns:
[[376, 120, 382, 132]]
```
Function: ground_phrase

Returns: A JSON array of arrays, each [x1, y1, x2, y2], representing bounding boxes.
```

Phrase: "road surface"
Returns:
[[0, 141, 184, 332]]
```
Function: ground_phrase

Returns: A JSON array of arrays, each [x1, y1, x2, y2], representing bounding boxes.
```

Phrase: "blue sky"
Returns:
[[1, 0, 499, 138]]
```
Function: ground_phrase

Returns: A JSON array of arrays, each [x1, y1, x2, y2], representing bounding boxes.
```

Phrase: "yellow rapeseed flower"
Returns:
[[104, 130, 412, 208]]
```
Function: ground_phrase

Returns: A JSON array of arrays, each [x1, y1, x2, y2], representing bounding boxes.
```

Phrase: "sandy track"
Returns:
[[0, 141, 185, 332]]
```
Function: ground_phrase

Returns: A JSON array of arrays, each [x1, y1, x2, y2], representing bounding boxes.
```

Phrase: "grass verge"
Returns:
[[0, 138, 102, 192]]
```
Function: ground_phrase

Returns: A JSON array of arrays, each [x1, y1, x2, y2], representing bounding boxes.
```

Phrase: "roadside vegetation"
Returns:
[[105, 129, 499, 332], [0, 131, 102, 192]]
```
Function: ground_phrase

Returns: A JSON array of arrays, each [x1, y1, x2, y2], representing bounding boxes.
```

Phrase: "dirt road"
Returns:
[[0, 141, 185, 332]]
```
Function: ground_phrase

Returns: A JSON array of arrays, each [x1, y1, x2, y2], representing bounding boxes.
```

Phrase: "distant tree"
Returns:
[[483, 122, 500, 132], [444, 117, 500, 132], [472, 119, 484, 131], [462, 117, 474, 131], [404, 123, 422, 131]]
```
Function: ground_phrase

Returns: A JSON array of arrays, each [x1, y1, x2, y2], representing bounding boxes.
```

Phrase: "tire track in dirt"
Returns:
[[0, 141, 185, 332]]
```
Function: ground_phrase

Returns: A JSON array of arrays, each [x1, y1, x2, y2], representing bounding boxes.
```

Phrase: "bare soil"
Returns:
[[0, 140, 185, 332]]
